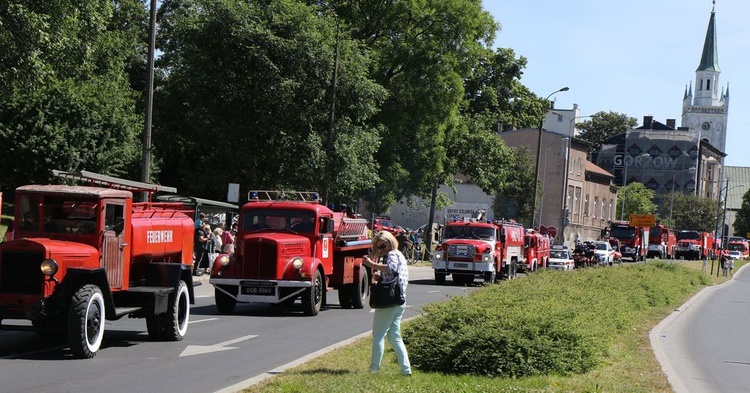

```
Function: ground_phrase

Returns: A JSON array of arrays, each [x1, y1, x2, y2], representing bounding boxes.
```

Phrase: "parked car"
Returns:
[[593, 241, 615, 265], [549, 247, 575, 271], [369, 217, 404, 235], [728, 250, 744, 260]]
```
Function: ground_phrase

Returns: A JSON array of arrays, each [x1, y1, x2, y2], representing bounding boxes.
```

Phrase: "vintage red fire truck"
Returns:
[[647, 223, 677, 259], [727, 237, 749, 258], [0, 170, 194, 358], [431, 219, 524, 285], [675, 230, 715, 260], [607, 221, 648, 262], [208, 191, 372, 316], [522, 229, 550, 271]]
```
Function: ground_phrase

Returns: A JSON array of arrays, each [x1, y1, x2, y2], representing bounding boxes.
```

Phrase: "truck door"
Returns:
[[102, 202, 127, 288]]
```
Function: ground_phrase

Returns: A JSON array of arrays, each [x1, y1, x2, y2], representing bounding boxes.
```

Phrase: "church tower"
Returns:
[[681, 1, 729, 154]]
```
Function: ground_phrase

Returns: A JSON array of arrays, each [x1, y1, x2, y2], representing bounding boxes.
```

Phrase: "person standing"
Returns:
[[721, 253, 728, 277], [362, 231, 412, 376], [702, 255, 708, 272], [729, 257, 735, 277], [193, 224, 209, 275]]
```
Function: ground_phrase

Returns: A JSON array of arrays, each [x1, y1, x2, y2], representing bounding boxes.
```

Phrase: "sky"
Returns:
[[482, 0, 749, 167]]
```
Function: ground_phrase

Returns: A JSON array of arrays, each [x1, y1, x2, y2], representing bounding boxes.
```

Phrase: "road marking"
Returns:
[[189, 317, 218, 324], [179, 334, 258, 357], [427, 290, 441, 293]]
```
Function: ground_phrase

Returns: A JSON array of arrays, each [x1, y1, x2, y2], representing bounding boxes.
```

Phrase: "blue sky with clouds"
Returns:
[[483, 0, 748, 167]]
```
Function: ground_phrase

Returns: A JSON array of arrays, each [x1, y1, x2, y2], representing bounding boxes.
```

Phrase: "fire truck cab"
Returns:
[[0, 170, 194, 358], [431, 219, 524, 285], [209, 190, 372, 316]]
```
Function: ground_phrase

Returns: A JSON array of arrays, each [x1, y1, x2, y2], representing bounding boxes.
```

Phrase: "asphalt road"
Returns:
[[654, 264, 750, 393], [0, 266, 475, 393]]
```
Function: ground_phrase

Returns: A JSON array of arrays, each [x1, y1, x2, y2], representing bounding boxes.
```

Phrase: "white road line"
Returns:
[[189, 317, 218, 324]]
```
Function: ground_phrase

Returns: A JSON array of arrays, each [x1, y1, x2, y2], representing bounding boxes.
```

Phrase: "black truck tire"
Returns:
[[302, 269, 324, 316], [67, 284, 106, 359], [434, 271, 446, 285], [147, 280, 190, 341], [215, 285, 238, 314], [350, 267, 369, 309]]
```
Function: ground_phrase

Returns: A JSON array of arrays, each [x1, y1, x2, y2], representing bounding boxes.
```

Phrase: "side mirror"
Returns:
[[320, 218, 334, 234]]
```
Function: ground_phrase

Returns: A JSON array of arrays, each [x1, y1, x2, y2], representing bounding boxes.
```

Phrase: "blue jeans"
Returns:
[[370, 305, 411, 374]]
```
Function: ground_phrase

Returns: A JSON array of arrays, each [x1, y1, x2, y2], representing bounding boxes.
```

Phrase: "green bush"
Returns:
[[404, 262, 706, 378]]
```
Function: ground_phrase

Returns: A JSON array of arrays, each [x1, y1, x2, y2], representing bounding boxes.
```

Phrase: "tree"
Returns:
[[155, 0, 386, 202], [0, 1, 147, 191], [663, 192, 720, 232], [576, 111, 637, 153], [616, 182, 657, 220], [733, 190, 750, 238], [493, 147, 536, 223]]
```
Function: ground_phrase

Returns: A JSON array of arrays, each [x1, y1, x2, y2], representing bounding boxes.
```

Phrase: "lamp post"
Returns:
[[619, 153, 650, 220], [668, 167, 697, 227], [538, 136, 569, 228], [530, 87, 569, 228]]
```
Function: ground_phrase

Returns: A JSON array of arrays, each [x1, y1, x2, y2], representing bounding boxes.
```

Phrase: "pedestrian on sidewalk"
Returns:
[[702, 255, 707, 272], [729, 258, 735, 277], [721, 253, 728, 277]]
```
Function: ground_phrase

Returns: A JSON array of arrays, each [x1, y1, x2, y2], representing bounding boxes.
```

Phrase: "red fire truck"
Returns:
[[727, 237, 749, 258], [522, 229, 550, 271], [607, 221, 648, 262], [209, 190, 372, 316], [647, 223, 677, 259], [675, 230, 715, 260], [431, 219, 524, 285], [0, 170, 194, 358]]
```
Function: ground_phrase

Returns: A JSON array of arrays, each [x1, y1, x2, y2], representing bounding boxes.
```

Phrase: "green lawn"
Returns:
[[243, 260, 743, 393]]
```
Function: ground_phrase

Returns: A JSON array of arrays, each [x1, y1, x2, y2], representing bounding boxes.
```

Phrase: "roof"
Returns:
[[696, 9, 720, 72], [723, 167, 750, 209], [585, 161, 614, 178], [16, 185, 132, 198]]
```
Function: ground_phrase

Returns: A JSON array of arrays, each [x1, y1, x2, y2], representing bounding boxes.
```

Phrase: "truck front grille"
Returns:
[[1, 251, 44, 295], [243, 241, 278, 279]]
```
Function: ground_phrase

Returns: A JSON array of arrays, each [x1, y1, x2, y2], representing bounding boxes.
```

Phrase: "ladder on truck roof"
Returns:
[[335, 218, 371, 247], [53, 170, 177, 200], [247, 190, 321, 203]]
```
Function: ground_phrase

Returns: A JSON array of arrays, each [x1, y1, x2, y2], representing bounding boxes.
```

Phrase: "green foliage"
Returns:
[[493, 147, 536, 222], [155, 0, 386, 201], [576, 111, 638, 153], [404, 262, 708, 378], [616, 182, 657, 220], [663, 192, 720, 232], [733, 190, 750, 238], [0, 0, 146, 191]]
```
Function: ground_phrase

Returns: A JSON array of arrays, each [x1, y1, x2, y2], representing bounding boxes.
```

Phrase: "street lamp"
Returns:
[[619, 153, 650, 220], [538, 136, 569, 227], [531, 87, 569, 228], [668, 167, 697, 227]]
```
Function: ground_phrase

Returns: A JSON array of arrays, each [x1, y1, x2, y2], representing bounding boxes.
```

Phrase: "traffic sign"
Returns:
[[629, 214, 655, 228]]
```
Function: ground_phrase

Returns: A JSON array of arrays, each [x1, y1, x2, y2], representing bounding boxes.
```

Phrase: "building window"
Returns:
[[700, 79, 704, 90], [584, 195, 589, 217], [600, 198, 605, 220], [574, 188, 581, 216], [706, 79, 711, 91], [593, 197, 598, 218], [609, 199, 614, 221]]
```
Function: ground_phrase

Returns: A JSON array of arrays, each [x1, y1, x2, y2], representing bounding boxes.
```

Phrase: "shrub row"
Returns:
[[404, 262, 708, 377]]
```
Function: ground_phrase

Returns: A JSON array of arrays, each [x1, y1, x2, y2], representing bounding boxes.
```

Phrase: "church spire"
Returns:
[[696, 1, 720, 72]]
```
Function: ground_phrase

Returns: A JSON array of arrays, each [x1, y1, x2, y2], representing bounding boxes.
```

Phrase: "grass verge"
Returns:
[[243, 260, 744, 393]]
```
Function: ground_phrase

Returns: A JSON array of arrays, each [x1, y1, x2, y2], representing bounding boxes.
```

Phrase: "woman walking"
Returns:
[[362, 230, 412, 375]]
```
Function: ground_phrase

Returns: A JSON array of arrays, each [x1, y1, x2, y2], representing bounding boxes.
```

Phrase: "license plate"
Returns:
[[242, 286, 275, 296], [453, 263, 469, 268]]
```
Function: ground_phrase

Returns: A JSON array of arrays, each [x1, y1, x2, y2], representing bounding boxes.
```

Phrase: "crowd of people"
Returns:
[[193, 212, 236, 276]]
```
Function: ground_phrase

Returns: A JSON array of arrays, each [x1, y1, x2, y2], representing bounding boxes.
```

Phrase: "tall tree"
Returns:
[[733, 190, 750, 238], [663, 192, 720, 232], [339, 0, 498, 212], [616, 182, 657, 220], [493, 147, 536, 223], [576, 111, 637, 153], [155, 0, 386, 202], [0, 1, 147, 191]]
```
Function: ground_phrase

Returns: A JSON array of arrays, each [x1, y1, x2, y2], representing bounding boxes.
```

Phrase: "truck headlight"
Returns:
[[434, 253, 442, 260], [291, 257, 303, 269], [41, 259, 58, 276], [219, 255, 230, 267], [482, 254, 491, 262]]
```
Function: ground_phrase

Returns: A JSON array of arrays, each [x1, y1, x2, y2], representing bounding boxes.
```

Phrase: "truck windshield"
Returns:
[[242, 209, 316, 233], [677, 231, 700, 241], [728, 243, 747, 252], [649, 226, 662, 238], [550, 250, 568, 259], [442, 225, 495, 241], [610, 227, 635, 239], [18, 195, 99, 235]]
